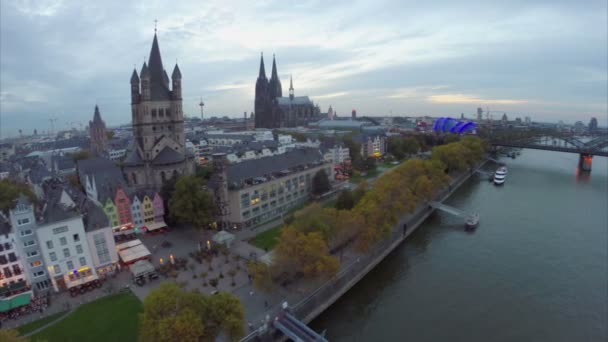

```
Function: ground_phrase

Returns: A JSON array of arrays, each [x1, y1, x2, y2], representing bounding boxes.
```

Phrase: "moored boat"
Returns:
[[494, 166, 508, 185]]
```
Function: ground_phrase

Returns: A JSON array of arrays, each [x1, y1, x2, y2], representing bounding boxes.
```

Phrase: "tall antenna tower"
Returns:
[[199, 98, 205, 121]]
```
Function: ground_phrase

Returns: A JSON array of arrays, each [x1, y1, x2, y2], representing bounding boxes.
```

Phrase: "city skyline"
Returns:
[[1, 0, 607, 137]]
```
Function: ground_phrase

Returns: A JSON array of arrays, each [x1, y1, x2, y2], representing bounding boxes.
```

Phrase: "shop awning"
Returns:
[[0, 291, 32, 312], [146, 221, 167, 232], [116, 239, 142, 251], [118, 242, 151, 264]]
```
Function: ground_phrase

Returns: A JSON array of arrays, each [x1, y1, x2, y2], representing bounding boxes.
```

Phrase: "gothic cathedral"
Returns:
[[254, 54, 320, 128]]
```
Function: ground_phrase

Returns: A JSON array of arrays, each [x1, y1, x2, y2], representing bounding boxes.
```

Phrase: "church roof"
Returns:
[[92, 105, 104, 125], [277, 96, 312, 106], [124, 148, 144, 166], [147, 33, 172, 101], [77, 157, 127, 202], [131, 69, 139, 83], [151, 147, 185, 165], [172, 63, 181, 79]]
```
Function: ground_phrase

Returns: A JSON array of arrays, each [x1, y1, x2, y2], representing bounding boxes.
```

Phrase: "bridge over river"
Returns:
[[489, 132, 608, 171]]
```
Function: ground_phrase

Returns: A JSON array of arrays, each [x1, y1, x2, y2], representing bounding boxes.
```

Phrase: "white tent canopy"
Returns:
[[129, 260, 156, 278], [212, 230, 235, 248], [117, 239, 151, 264]]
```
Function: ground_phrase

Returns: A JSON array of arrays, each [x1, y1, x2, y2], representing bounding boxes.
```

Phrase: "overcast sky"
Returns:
[[1, 0, 606, 137]]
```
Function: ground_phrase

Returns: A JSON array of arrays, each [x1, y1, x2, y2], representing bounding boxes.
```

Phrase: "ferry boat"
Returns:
[[465, 213, 480, 230], [493, 166, 508, 185]]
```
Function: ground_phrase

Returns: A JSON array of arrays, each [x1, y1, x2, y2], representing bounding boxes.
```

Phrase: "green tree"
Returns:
[[335, 190, 354, 210], [0, 179, 36, 215], [169, 176, 216, 228], [402, 137, 420, 156], [387, 136, 405, 160], [140, 283, 244, 342], [311, 169, 331, 196]]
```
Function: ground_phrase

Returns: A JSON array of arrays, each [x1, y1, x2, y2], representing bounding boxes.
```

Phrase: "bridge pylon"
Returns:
[[579, 154, 593, 172]]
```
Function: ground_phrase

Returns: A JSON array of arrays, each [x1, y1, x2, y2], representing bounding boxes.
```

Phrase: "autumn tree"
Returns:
[[169, 176, 216, 228], [312, 169, 331, 196], [0, 330, 29, 342], [247, 261, 275, 293], [274, 227, 339, 279], [140, 283, 244, 342], [69, 149, 92, 161]]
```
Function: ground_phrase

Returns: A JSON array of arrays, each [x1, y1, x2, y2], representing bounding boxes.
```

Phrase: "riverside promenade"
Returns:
[[241, 159, 490, 341]]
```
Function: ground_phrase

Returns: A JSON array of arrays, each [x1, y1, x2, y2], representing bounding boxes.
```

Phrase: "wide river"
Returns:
[[311, 149, 607, 341]]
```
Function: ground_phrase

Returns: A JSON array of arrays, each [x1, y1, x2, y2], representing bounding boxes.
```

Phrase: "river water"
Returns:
[[311, 149, 608, 341]]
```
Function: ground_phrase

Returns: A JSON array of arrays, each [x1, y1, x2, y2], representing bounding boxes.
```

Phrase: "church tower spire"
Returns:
[[268, 54, 282, 98], [258, 53, 267, 79], [289, 74, 294, 100]]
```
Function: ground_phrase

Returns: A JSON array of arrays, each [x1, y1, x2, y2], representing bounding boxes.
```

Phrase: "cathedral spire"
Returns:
[[271, 54, 279, 80], [258, 52, 267, 79], [268, 54, 282, 98], [289, 74, 294, 100], [93, 104, 102, 123]]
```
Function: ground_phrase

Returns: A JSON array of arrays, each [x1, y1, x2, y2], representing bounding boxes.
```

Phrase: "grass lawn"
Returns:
[[250, 225, 282, 251], [31, 292, 143, 342], [17, 311, 67, 335]]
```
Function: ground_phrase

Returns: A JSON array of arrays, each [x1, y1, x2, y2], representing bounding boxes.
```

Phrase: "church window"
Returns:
[[166, 108, 171, 116], [161, 171, 166, 182], [159, 109, 164, 117], [132, 173, 137, 185], [151, 109, 157, 118], [152, 126, 156, 131]]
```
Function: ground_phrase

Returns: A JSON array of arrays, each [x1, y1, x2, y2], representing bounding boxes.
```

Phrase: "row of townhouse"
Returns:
[[0, 179, 118, 310], [76, 158, 167, 236], [354, 134, 388, 158]]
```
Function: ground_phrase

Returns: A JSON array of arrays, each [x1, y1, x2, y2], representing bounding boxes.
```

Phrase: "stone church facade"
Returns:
[[254, 54, 320, 129], [123, 33, 194, 188]]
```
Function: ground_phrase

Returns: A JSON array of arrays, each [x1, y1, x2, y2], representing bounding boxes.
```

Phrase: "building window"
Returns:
[[46, 240, 53, 249], [73, 234, 80, 242], [30, 260, 42, 268], [3, 267, 12, 278], [60, 237, 67, 246], [8, 253, 17, 262], [17, 218, 30, 226], [2, 243, 8, 251], [12, 264, 21, 275], [33, 270, 45, 278], [23, 240, 35, 247], [79, 257, 86, 267], [20, 229, 33, 236], [63, 248, 70, 258], [0, 255, 7, 265], [50, 252, 57, 261], [26, 251, 38, 258], [151, 109, 157, 117], [66, 260, 74, 270], [76, 245, 83, 254], [53, 265, 61, 274]]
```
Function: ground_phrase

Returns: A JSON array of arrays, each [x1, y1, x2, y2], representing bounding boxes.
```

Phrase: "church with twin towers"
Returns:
[[254, 54, 321, 128]]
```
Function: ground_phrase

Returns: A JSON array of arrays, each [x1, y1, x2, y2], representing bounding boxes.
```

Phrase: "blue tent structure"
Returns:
[[433, 117, 477, 134]]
